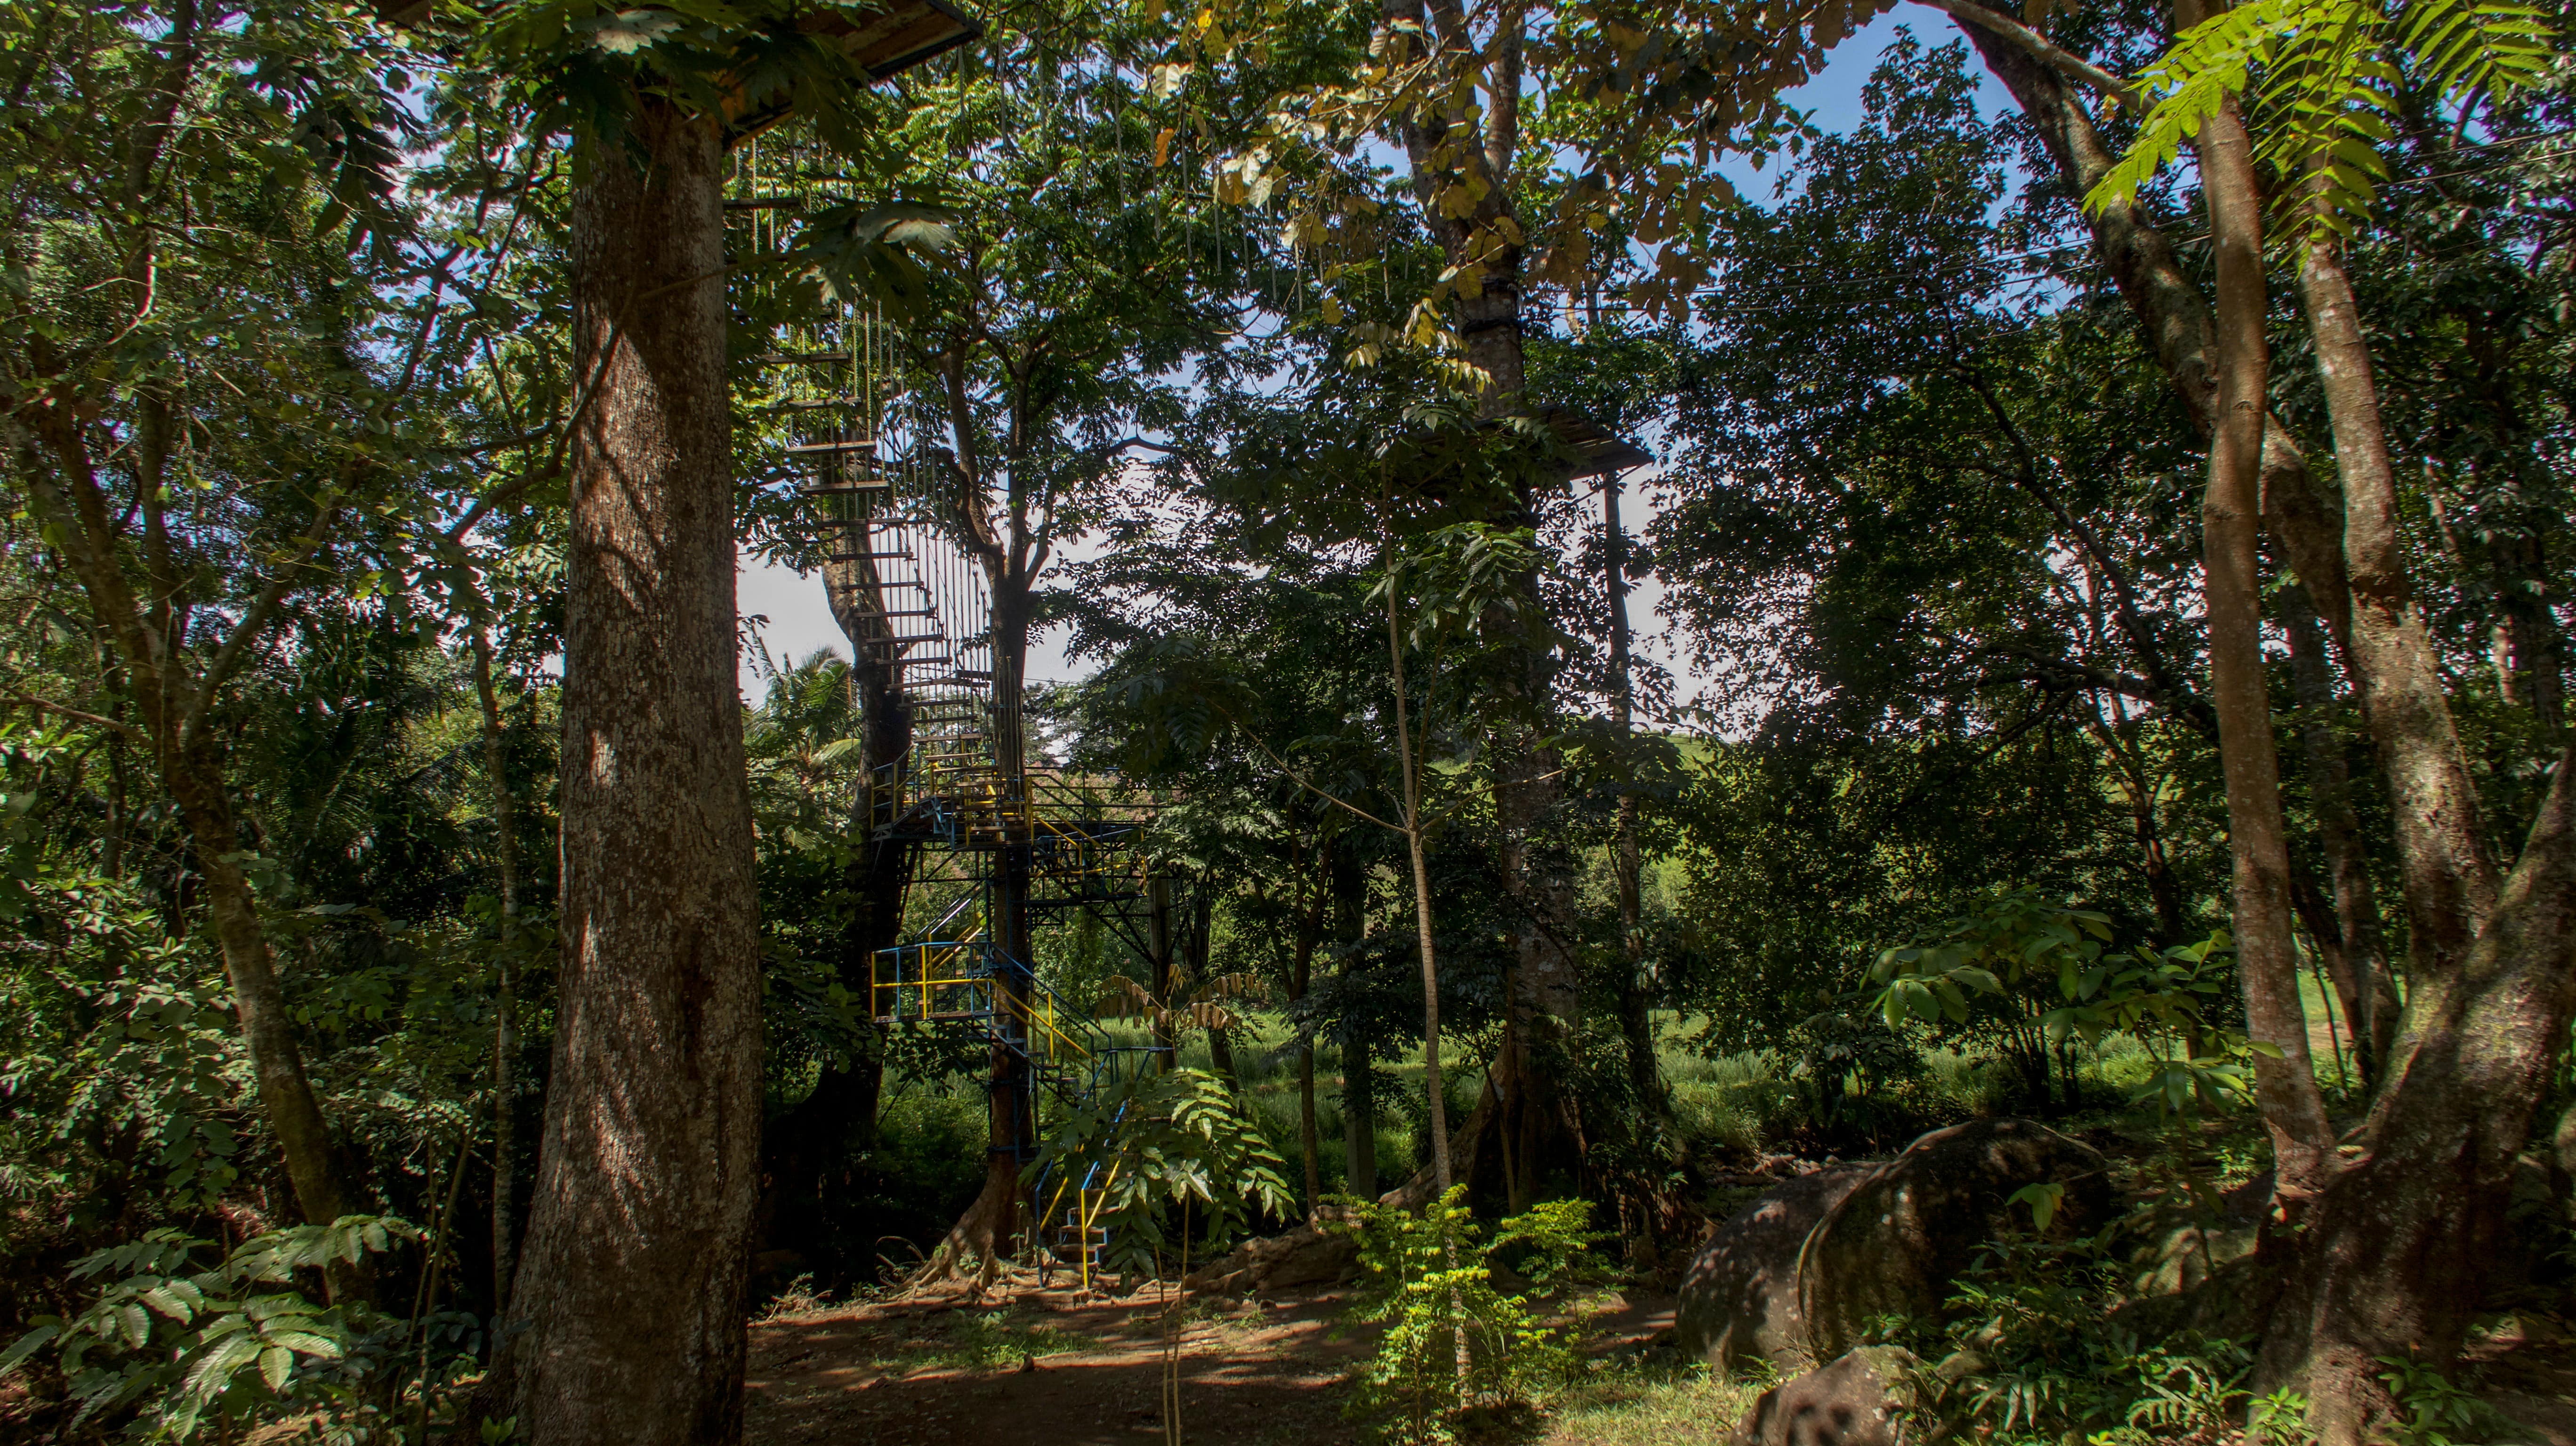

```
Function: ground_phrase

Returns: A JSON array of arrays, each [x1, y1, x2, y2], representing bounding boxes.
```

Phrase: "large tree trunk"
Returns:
[[2261, 739, 2576, 1442], [1381, 0, 1583, 1211], [2248, 226, 2555, 1445], [493, 105, 764, 1446], [2181, 23, 2337, 1197]]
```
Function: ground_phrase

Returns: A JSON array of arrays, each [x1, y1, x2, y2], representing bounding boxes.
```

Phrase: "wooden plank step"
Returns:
[[823, 564, 927, 585]]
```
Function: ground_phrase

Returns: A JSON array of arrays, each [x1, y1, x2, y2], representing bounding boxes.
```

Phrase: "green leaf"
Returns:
[[2006, 1181, 2066, 1231], [0, 1322, 61, 1375], [262, 1330, 345, 1358]]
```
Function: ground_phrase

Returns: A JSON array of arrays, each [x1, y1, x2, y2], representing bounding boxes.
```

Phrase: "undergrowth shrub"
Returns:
[[0, 1215, 449, 1442], [1330, 1186, 1601, 1443], [1875, 1205, 2514, 1446], [1882, 1228, 2262, 1446]]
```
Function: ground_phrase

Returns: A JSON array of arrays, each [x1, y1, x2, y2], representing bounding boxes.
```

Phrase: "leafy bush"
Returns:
[[1, 1216, 421, 1441], [1887, 1227, 2265, 1446], [1030, 1065, 1294, 1279], [1329, 1187, 1600, 1442], [1865, 891, 2268, 1116]]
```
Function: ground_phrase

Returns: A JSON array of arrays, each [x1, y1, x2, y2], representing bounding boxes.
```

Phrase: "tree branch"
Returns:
[[3, 687, 149, 742], [1910, 0, 2142, 109]]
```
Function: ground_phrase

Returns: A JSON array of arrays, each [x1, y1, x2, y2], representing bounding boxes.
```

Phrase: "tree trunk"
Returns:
[[1603, 470, 1662, 1122], [468, 617, 522, 1315], [2299, 236, 2499, 995], [19, 407, 355, 1234], [1148, 870, 1177, 1066], [2182, 35, 2337, 1197], [493, 105, 763, 1446], [1387, 560, 1453, 1196], [932, 574, 1035, 1281], [2261, 739, 2576, 1443], [2490, 524, 2567, 742], [756, 558, 918, 1262], [1958, 11, 2355, 662], [1382, 0, 1582, 1210], [2281, 580, 2400, 1082], [1334, 852, 1377, 1200], [1290, 872, 1325, 1207], [2242, 222, 2567, 1444], [1184, 892, 1232, 1081], [193, 814, 358, 1229]]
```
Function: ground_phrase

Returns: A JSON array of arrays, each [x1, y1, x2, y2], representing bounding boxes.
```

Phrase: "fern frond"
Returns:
[[2399, 0, 2556, 99], [2085, 0, 2310, 213], [2254, 0, 2395, 243]]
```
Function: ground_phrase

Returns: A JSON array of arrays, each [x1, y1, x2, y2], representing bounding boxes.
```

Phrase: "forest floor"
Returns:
[[737, 1276, 1738, 1446], [2467, 1311, 2576, 1446]]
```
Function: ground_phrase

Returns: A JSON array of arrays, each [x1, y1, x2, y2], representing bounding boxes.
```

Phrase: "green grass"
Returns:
[[1542, 1367, 1760, 1446]]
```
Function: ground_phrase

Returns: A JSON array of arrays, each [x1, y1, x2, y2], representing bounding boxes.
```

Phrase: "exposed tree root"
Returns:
[[910, 1155, 1020, 1294]]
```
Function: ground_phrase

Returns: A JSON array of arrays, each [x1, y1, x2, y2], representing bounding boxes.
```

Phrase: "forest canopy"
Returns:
[[1, 0, 2571, 1443]]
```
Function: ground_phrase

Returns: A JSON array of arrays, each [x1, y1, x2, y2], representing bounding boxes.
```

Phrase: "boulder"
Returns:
[[1728, 1346, 1921, 1446], [1677, 1166, 1870, 1377], [1797, 1118, 2115, 1360]]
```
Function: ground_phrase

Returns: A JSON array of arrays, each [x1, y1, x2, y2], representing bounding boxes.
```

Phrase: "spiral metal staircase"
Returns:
[[738, 153, 1159, 1278]]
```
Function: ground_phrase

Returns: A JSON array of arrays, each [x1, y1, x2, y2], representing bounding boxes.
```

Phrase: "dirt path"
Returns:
[[741, 1280, 1682, 1446]]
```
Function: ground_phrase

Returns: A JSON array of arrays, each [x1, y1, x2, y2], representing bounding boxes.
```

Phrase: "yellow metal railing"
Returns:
[[1041, 1162, 1119, 1290], [870, 932, 991, 1021], [996, 984, 1095, 1067]]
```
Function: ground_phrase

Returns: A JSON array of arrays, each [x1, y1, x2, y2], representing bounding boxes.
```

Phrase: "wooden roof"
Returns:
[[816, 0, 983, 80], [1535, 406, 1653, 480], [725, 0, 985, 137]]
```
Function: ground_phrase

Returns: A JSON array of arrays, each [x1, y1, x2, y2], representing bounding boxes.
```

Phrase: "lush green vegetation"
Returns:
[[3, 0, 2572, 1442]]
